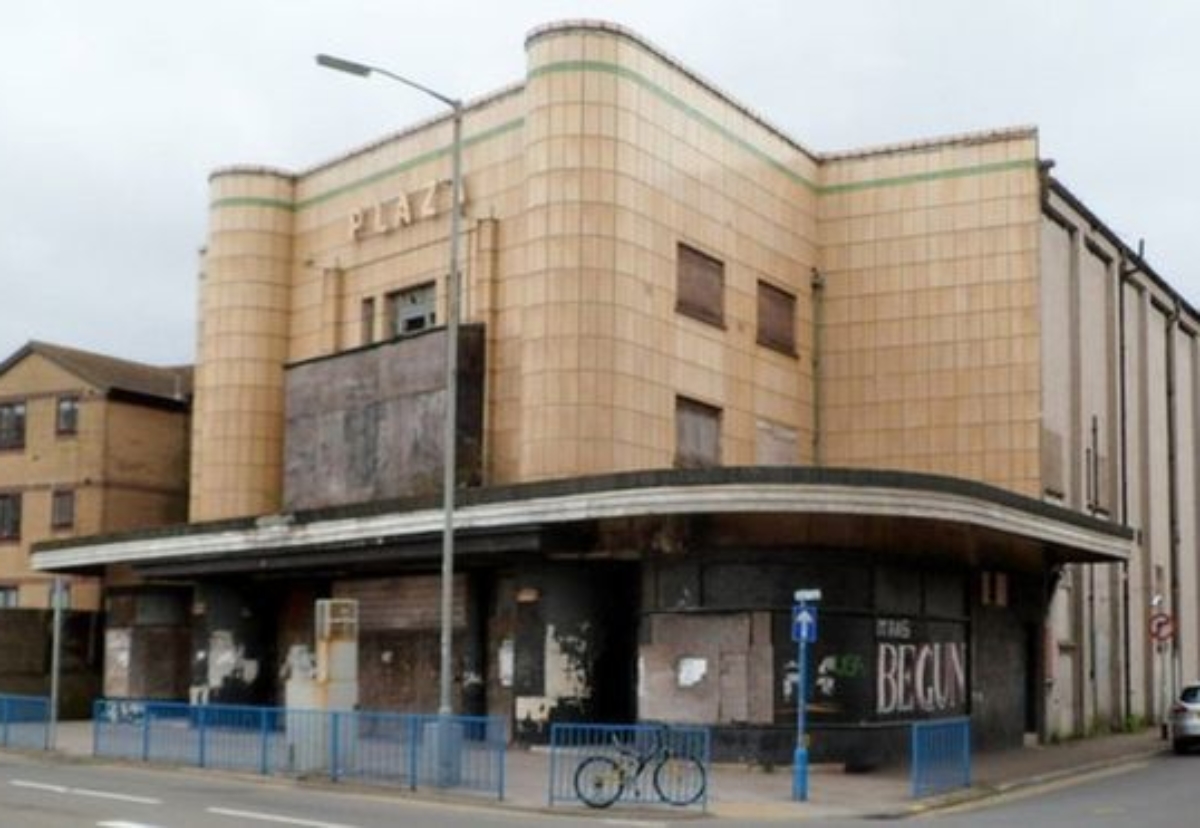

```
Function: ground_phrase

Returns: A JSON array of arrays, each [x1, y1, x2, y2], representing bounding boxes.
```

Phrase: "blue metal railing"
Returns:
[[93, 700, 505, 799], [0, 694, 50, 750], [911, 717, 971, 798], [549, 722, 710, 811]]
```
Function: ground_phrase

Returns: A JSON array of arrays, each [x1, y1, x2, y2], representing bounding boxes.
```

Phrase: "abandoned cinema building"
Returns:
[[31, 21, 1200, 763]]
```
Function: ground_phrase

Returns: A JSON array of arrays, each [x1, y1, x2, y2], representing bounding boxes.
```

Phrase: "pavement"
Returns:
[[42, 721, 1168, 821]]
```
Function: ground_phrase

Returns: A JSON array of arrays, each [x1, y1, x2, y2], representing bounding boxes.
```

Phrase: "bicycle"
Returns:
[[572, 725, 706, 808]]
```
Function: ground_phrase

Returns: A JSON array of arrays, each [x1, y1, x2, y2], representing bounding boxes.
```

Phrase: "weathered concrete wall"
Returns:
[[333, 575, 472, 714], [189, 583, 274, 706], [498, 564, 637, 742], [640, 553, 1038, 765], [104, 588, 191, 700], [283, 324, 485, 512]]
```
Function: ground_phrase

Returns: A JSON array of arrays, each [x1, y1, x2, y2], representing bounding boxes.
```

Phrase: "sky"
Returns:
[[2, 0, 1197, 367]]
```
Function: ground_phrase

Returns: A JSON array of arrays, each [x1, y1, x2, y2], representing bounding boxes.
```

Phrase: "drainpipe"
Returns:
[[1117, 259, 1132, 725], [1166, 300, 1182, 709], [810, 267, 825, 467]]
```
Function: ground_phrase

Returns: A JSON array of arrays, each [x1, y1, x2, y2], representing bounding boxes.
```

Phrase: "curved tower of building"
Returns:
[[190, 167, 295, 521]]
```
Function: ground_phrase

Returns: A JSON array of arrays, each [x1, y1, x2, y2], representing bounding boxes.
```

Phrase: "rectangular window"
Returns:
[[51, 490, 75, 529], [386, 282, 437, 337], [757, 280, 797, 354], [676, 243, 724, 327], [981, 571, 1009, 608], [0, 587, 17, 608], [755, 418, 798, 465], [360, 297, 377, 346], [56, 396, 80, 435], [0, 402, 26, 450], [0, 494, 21, 540], [675, 396, 721, 468]]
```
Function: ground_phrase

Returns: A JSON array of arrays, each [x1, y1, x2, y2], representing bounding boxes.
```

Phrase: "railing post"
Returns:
[[407, 715, 419, 791], [547, 723, 558, 806], [330, 711, 340, 783], [197, 705, 208, 768], [259, 707, 270, 776], [141, 704, 151, 762], [1, 696, 9, 748], [496, 719, 506, 801], [92, 699, 100, 757]]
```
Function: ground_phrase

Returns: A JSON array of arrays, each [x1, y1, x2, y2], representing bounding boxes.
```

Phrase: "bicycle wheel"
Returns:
[[574, 755, 624, 808], [652, 754, 706, 806]]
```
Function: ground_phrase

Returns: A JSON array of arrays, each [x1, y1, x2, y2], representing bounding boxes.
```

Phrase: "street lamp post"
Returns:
[[317, 54, 464, 718]]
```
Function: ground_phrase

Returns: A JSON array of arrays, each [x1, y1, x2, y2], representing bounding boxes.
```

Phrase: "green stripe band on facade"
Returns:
[[529, 59, 819, 193], [209, 118, 525, 212], [211, 60, 1037, 214], [820, 158, 1038, 194]]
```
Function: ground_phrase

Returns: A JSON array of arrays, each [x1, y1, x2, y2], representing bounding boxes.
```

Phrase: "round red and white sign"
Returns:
[[1149, 612, 1175, 642]]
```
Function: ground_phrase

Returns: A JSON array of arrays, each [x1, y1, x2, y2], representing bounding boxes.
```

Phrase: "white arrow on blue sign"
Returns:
[[792, 605, 818, 643]]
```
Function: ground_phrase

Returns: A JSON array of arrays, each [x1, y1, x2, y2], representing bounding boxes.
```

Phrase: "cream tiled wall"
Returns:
[[192, 169, 295, 521], [192, 22, 820, 518], [817, 134, 1042, 496], [517, 24, 816, 480]]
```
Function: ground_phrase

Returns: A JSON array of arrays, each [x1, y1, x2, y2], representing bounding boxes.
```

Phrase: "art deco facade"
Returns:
[[35, 21, 1195, 761]]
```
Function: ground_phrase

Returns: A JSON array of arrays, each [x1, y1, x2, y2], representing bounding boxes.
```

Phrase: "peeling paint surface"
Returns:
[[677, 656, 708, 688], [544, 623, 590, 700]]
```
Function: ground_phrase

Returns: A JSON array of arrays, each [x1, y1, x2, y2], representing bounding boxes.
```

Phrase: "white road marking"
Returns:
[[603, 821, 668, 828], [73, 788, 163, 805], [10, 778, 161, 805], [10, 780, 68, 794], [206, 808, 360, 828], [97, 822, 166, 828]]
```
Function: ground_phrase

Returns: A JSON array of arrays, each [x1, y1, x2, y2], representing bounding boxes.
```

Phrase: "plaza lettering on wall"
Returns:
[[348, 179, 464, 241], [875, 617, 967, 716]]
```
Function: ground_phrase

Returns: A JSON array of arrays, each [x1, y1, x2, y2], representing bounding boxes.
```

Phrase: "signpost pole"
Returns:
[[793, 609, 809, 801], [791, 589, 821, 802]]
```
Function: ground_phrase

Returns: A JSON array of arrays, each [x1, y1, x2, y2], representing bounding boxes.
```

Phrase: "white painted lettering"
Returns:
[[349, 179, 466, 243], [877, 642, 898, 714], [876, 640, 967, 716], [393, 193, 412, 227], [349, 209, 366, 240], [419, 180, 439, 218]]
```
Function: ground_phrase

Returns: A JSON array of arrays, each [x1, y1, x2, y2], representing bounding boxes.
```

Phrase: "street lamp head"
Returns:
[[316, 53, 373, 78]]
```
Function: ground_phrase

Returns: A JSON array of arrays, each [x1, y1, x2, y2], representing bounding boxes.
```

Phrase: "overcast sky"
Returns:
[[2, 1, 1196, 366]]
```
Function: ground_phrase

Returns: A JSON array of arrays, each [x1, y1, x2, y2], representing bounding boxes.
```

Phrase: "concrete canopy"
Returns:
[[32, 468, 1131, 579]]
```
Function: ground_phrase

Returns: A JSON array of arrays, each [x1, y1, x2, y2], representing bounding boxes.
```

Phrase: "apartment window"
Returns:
[[56, 396, 80, 435], [0, 587, 16, 608], [675, 396, 721, 468], [51, 490, 75, 530], [386, 282, 437, 336], [360, 297, 377, 346], [676, 243, 724, 327], [0, 494, 20, 540], [0, 402, 25, 450], [757, 281, 796, 354]]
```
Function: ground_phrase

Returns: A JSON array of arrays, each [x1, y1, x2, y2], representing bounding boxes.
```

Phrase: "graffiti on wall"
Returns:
[[875, 617, 966, 716]]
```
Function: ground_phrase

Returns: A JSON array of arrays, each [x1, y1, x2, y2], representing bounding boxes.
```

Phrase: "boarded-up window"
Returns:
[[1041, 428, 1064, 499], [756, 418, 798, 465], [676, 244, 724, 327], [757, 281, 796, 354], [676, 396, 721, 468]]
